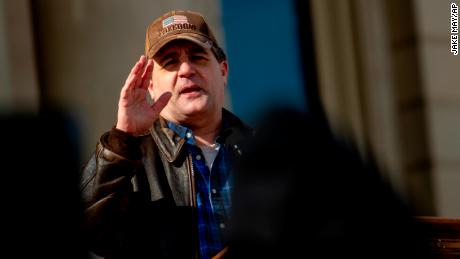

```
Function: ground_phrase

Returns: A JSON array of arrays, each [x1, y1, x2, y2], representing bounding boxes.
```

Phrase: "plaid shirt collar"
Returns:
[[166, 120, 197, 145]]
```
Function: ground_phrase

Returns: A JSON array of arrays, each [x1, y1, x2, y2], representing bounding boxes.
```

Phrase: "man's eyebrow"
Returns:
[[188, 46, 207, 55]]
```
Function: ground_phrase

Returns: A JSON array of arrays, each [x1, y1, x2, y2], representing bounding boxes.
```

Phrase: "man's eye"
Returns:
[[163, 59, 176, 67], [191, 55, 206, 61]]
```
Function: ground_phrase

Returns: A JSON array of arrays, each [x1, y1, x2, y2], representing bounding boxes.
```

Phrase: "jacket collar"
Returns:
[[149, 108, 253, 162]]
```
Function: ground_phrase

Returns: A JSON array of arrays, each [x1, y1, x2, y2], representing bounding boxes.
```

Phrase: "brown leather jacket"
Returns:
[[80, 109, 253, 259]]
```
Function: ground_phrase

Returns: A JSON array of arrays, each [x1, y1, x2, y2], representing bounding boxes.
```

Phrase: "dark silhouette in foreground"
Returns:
[[226, 107, 434, 258], [0, 110, 87, 259]]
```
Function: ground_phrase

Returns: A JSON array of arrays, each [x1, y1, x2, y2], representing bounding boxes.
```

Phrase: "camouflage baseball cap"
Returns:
[[145, 10, 226, 61]]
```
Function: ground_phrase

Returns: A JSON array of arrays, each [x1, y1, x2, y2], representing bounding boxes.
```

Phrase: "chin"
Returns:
[[180, 100, 211, 114], [182, 107, 207, 117]]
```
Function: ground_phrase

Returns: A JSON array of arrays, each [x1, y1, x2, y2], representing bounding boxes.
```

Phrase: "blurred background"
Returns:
[[0, 0, 459, 218]]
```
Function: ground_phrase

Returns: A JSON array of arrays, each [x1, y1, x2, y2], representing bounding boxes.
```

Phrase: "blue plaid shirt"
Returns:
[[167, 122, 233, 259]]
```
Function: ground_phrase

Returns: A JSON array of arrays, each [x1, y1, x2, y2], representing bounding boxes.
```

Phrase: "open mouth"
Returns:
[[180, 85, 203, 96], [181, 86, 202, 94]]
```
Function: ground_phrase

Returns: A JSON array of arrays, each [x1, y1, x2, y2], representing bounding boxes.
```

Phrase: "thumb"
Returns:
[[151, 92, 172, 116]]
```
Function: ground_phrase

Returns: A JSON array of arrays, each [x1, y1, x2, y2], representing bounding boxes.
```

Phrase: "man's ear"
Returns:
[[220, 61, 229, 86], [148, 79, 156, 100]]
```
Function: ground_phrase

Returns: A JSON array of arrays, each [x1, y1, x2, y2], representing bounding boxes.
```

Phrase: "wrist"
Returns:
[[106, 126, 142, 160]]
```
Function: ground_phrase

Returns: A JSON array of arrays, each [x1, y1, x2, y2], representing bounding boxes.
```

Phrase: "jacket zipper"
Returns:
[[188, 153, 197, 207], [188, 154, 199, 259]]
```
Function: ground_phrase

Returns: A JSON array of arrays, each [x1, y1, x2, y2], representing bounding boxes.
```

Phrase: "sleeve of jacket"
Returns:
[[80, 128, 143, 256]]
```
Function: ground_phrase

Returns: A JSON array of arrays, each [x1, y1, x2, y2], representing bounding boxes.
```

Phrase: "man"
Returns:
[[81, 10, 252, 259]]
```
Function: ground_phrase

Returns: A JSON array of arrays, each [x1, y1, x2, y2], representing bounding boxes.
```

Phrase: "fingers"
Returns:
[[123, 55, 147, 91], [140, 59, 153, 90], [151, 92, 172, 115], [131, 55, 146, 76]]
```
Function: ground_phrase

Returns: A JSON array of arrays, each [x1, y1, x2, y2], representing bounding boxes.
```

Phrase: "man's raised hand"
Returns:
[[116, 55, 171, 136]]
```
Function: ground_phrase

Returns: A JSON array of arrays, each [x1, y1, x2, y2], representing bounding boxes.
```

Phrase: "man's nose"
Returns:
[[178, 59, 196, 78]]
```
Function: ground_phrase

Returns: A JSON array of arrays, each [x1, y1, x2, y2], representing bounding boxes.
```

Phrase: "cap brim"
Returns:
[[151, 33, 213, 57]]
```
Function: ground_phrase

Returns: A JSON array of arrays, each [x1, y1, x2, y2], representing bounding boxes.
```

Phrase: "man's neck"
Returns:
[[164, 110, 223, 146], [189, 111, 222, 146]]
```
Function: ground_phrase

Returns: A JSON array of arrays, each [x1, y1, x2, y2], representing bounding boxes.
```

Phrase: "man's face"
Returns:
[[150, 40, 228, 124]]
